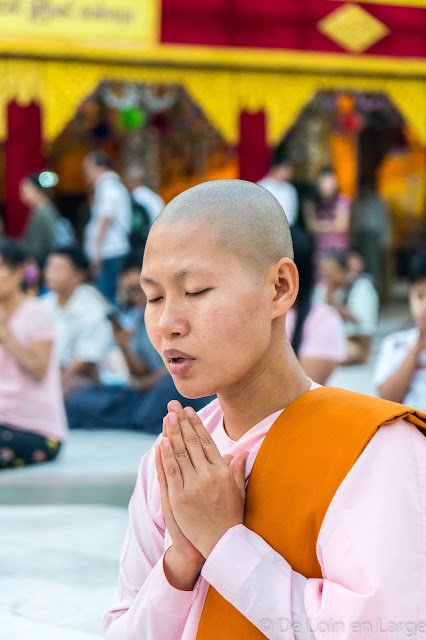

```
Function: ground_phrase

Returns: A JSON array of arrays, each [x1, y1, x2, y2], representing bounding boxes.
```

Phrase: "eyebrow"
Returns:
[[140, 268, 201, 287]]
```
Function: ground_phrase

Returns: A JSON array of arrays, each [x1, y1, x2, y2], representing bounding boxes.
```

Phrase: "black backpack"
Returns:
[[129, 197, 151, 252]]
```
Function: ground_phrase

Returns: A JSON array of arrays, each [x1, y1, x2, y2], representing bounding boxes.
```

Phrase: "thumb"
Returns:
[[229, 451, 249, 497], [222, 453, 233, 466]]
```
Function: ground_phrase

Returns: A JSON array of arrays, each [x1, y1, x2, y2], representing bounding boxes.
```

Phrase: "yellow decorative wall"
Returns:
[[0, 55, 425, 147]]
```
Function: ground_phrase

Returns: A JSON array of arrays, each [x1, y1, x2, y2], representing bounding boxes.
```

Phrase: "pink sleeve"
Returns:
[[299, 305, 346, 363], [201, 420, 426, 639], [305, 419, 426, 638], [202, 524, 310, 639], [104, 444, 202, 640], [25, 300, 56, 342]]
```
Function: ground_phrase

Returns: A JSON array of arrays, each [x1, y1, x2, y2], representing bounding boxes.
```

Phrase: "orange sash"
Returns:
[[196, 386, 426, 639]]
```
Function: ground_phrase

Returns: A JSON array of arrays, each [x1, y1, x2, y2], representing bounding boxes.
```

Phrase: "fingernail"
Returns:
[[162, 437, 170, 448], [168, 413, 178, 425], [169, 400, 181, 413], [184, 406, 195, 418]]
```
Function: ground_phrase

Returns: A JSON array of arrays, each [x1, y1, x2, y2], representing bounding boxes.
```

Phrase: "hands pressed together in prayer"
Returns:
[[154, 400, 249, 591]]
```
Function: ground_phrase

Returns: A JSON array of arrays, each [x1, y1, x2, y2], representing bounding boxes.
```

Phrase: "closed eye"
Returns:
[[186, 289, 211, 297], [147, 289, 211, 303]]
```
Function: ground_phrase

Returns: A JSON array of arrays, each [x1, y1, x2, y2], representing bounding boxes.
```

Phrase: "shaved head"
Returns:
[[153, 179, 293, 274]]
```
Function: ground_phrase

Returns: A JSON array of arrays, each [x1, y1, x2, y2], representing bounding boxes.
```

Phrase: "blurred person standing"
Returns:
[[19, 172, 75, 266], [43, 247, 112, 398], [375, 250, 426, 411], [65, 254, 214, 433], [20, 173, 56, 265], [0, 239, 66, 469], [304, 167, 351, 266], [122, 166, 162, 258], [350, 179, 391, 294], [258, 151, 299, 226], [286, 229, 346, 384], [316, 251, 379, 364], [83, 151, 132, 302]]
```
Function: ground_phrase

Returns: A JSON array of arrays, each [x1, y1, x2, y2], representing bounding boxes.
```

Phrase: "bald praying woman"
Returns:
[[104, 181, 426, 640]]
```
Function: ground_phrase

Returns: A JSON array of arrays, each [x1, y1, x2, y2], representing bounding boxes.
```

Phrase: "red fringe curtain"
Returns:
[[5, 102, 44, 238], [238, 111, 270, 183]]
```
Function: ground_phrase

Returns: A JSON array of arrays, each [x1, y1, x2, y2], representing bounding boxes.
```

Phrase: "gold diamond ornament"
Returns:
[[318, 4, 390, 54]]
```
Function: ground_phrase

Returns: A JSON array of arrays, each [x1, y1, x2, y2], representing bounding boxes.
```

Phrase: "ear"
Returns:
[[270, 257, 299, 320]]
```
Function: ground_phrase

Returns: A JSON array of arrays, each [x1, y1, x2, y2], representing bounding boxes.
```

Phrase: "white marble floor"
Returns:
[[0, 505, 128, 639]]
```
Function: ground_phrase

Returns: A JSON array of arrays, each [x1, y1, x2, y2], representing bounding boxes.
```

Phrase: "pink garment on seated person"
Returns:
[[104, 384, 426, 640], [286, 301, 346, 362], [0, 297, 67, 441]]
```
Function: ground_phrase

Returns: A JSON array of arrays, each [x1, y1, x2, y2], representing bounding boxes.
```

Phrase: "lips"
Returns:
[[164, 349, 195, 363], [163, 349, 196, 376]]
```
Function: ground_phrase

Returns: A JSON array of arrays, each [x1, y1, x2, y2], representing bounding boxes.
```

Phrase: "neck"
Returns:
[[57, 285, 77, 308], [217, 339, 310, 441], [96, 169, 109, 181], [268, 172, 285, 183], [0, 290, 25, 318], [34, 194, 49, 207]]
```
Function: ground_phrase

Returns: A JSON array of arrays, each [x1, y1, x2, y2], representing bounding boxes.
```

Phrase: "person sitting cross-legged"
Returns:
[[43, 246, 113, 399], [286, 229, 346, 384], [316, 250, 379, 365], [0, 240, 66, 469]]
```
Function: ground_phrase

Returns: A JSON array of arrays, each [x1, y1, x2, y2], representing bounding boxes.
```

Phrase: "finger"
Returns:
[[160, 436, 184, 491], [229, 451, 249, 498], [155, 444, 169, 498], [155, 445, 178, 529], [222, 453, 233, 466], [165, 413, 197, 477], [168, 401, 210, 470], [181, 405, 223, 465], [154, 444, 169, 506]]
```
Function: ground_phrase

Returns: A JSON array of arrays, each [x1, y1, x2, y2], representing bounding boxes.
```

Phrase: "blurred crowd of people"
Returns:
[[0, 150, 425, 470]]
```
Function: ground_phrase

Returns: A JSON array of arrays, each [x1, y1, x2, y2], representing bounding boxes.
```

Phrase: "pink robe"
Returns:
[[104, 390, 426, 640]]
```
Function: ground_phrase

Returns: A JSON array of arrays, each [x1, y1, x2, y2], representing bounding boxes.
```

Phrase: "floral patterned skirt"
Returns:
[[0, 425, 62, 469]]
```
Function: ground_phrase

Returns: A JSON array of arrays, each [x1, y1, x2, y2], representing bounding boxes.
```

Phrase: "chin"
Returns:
[[172, 377, 217, 400]]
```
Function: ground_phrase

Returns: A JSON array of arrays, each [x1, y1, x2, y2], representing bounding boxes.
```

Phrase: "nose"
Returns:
[[157, 303, 189, 339]]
